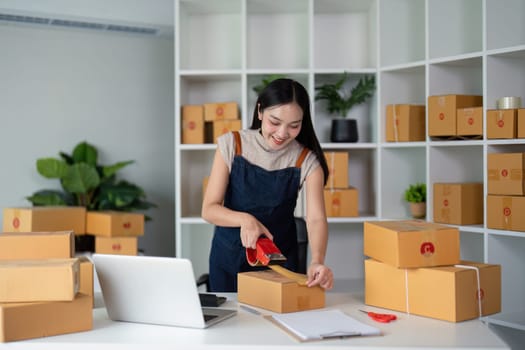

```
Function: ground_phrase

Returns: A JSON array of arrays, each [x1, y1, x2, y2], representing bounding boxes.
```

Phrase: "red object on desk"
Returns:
[[359, 310, 397, 323]]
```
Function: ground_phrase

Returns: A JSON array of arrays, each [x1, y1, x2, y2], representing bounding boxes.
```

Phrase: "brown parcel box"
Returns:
[[487, 195, 525, 232], [487, 152, 525, 195], [486, 109, 517, 139], [457, 107, 483, 136], [0, 293, 92, 342], [86, 211, 144, 237], [238, 270, 325, 313], [3, 206, 86, 234], [203, 102, 239, 121], [206, 119, 242, 144], [95, 236, 138, 255], [78, 256, 94, 307], [385, 104, 425, 142], [323, 187, 358, 217], [324, 152, 349, 189], [0, 231, 74, 260], [433, 183, 484, 225], [518, 108, 525, 138], [0, 259, 79, 303], [365, 259, 501, 322], [428, 95, 483, 137], [364, 220, 460, 268], [182, 104, 205, 144]]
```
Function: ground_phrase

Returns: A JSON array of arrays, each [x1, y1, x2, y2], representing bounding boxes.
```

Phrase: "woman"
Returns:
[[202, 78, 334, 292]]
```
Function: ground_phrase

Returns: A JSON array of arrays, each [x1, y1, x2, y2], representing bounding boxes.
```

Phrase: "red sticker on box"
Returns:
[[189, 121, 196, 130], [476, 288, 485, 301], [501, 169, 508, 178], [420, 242, 435, 256], [112, 244, 121, 251], [123, 222, 131, 229], [439, 112, 445, 120], [497, 120, 505, 128], [443, 199, 449, 207], [12, 217, 20, 229], [216, 107, 224, 116], [503, 207, 511, 217], [468, 117, 474, 125]]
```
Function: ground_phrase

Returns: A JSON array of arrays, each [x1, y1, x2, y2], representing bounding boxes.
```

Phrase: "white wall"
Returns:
[[0, 23, 175, 257]]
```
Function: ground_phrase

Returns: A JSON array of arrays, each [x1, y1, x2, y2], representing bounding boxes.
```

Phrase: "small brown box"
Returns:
[[206, 119, 242, 143], [237, 270, 325, 313], [433, 183, 484, 225], [78, 256, 94, 307], [487, 195, 525, 232], [428, 95, 483, 137], [86, 211, 144, 237], [518, 109, 525, 138], [323, 187, 358, 217], [95, 236, 138, 255], [203, 102, 239, 121], [0, 231, 74, 260], [385, 104, 426, 142], [486, 109, 517, 139], [324, 152, 349, 189], [182, 105, 205, 144], [457, 107, 483, 136], [2, 207, 86, 235], [487, 153, 525, 195]]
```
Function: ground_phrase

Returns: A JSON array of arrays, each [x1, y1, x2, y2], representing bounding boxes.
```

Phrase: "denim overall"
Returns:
[[209, 131, 309, 292]]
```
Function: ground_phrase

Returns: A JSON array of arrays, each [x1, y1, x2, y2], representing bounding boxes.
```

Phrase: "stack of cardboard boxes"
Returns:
[[0, 231, 93, 342], [487, 152, 525, 231], [428, 94, 483, 138], [364, 220, 501, 322], [182, 102, 241, 144], [323, 152, 358, 217], [487, 104, 525, 140]]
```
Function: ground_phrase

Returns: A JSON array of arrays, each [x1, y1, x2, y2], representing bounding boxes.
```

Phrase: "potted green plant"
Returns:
[[404, 182, 426, 219], [252, 74, 287, 95], [315, 72, 376, 142]]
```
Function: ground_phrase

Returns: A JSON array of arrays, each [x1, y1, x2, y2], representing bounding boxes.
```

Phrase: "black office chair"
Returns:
[[197, 217, 309, 292]]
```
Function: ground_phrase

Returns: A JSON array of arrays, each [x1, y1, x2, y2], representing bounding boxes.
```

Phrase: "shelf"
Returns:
[[485, 312, 525, 332]]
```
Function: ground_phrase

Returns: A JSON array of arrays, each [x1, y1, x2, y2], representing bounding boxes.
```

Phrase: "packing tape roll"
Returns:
[[496, 96, 521, 109]]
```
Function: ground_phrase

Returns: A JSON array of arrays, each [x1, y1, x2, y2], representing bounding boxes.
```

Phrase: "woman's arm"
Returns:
[[304, 165, 334, 290], [201, 148, 272, 249]]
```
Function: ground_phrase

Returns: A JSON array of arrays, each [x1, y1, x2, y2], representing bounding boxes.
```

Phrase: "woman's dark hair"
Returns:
[[250, 78, 329, 185]]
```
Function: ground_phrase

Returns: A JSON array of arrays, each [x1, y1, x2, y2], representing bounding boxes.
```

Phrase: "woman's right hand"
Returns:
[[239, 214, 273, 249]]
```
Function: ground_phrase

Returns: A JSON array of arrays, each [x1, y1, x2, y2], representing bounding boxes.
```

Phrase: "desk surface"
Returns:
[[3, 292, 509, 350]]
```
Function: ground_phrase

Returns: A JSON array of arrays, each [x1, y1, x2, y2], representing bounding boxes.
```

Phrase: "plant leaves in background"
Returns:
[[26, 189, 71, 206], [62, 163, 100, 194], [102, 160, 134, 179], [72, 141, 98, 166], [36, 158, 68, 179]]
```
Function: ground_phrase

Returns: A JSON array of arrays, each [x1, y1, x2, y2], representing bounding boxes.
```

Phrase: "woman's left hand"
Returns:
[[306, 262, 334, 290]]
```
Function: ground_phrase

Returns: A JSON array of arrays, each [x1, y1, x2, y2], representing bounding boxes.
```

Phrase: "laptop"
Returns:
[[92, 254, 237, 328]]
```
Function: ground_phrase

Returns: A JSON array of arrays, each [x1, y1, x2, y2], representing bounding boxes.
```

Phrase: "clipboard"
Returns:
[[266, 309, 382, 342]]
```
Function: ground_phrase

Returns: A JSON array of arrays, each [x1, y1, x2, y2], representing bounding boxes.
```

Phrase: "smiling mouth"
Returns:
[[272, 136, 286, 145]]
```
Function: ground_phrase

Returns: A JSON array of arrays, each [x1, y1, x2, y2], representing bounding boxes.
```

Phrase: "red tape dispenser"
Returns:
[[246, 237, 287, 267]]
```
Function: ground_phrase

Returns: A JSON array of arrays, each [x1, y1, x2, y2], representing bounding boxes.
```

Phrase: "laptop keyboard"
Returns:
[[204, 314, 219, 322]]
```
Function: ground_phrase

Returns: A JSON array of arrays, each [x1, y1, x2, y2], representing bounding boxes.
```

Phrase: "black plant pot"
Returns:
[[330, 119, 358, 143]]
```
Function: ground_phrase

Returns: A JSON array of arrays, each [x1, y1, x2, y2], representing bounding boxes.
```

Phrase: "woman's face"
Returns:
[[258, 102, 303, 150]]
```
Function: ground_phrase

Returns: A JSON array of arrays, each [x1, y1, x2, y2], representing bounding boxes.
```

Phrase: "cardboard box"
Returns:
[[77, 256, 94, 307], [428, 95, 483, 137], [365, 259, 501, 322], [518, 109, 525, 138], [487, 152, 525, 195], [95, 236, 138, 255], [0, 293, 92, 342], [486, 109, 517, 139], [86, 211, 144, 237], [3, 206, 86, 235], [182, 105, 205, 144], [324, 152, 348, 189], [457, 107, 483, 136], [0, 259, 79, 302], [433, 183, 484, 225], [203, 102, 239, 121], [323, 187, 358, 217], [0, 231, 74, 260], [206, 119, 242, 143], [487, 195, 525, 232], [385, 104, 426, 142], [237, 270, 325, 313], [363, 220, 460, 268]]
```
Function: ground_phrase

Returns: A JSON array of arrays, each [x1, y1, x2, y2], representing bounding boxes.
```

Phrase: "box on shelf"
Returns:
[[457, 107, 483, 137], [385, 104, 426, 142], [0, 259, 79, 303], [363, 220, 460, 268], [486, 109, 517, 139], [181, 104, 205, 144], [206, 119, 242, 143], [2, 207, 86, 235], [0, 231, 74, 260], [428, 94, 483, 137], [487, 152, 525, 195], [323, 187, 358, 217], [203, 102, 239, 121], [433, 183, 484, 225], [487, 195, 525, 232], [365, 259, 501, 322], [324, 152, 349, 189], [95, 236, 138, 255], [0, 293, 92, 342], [86, 211, 144, 237], [238, 269, 324, 313], [518, 109, 525, 138]]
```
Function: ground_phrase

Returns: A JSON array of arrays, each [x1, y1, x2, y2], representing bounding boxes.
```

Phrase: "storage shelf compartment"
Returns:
[[180, 149, 215, 217], [459, 230, 484, 262], [177, 223, 214, 278], [486, 0, 525, 51], [428, 57, 482, 96], [379, 0, 425, 67], [486, 50, 525, 110], [313, 0, 377, 70], [428, 0, 482, 59]]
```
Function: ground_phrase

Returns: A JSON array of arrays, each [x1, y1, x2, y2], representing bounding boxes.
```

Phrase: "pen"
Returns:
[[239, 304, 262, 316]]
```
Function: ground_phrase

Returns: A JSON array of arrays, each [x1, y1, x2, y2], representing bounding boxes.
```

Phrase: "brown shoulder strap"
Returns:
[[233, 131, 242, 156], [295, 148, 310, 168]]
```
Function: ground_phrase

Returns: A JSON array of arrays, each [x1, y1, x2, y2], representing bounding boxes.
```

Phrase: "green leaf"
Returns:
[[95, 181, 144, 209], [26, 190, 70, 206], [62, 163, 100, 194], [36, 158, 68, 179], [72, 141, 98, 166], [102, 160, 134, 179]]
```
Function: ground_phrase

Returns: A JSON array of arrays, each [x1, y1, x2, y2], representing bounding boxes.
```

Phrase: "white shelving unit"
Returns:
[[174, 0, 525, 333]]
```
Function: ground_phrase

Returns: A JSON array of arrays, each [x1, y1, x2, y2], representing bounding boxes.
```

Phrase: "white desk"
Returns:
[[2, 292, 509, 350]]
